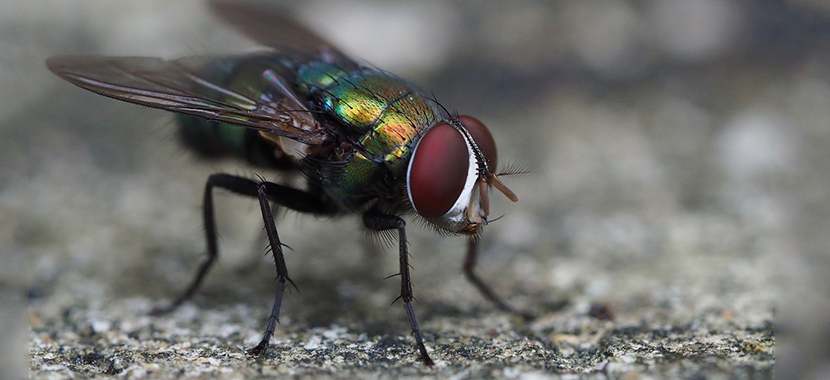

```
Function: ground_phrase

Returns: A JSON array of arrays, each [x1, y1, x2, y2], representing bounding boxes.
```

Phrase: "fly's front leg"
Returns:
[[363, 211, 434, 366], [464, 239, 533, 321]]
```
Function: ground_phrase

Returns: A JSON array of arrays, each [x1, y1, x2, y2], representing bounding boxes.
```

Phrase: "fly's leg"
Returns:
[[246, 181, 289, 356], [151, 173, 231, 314], [151, 173, 335, 356], [464, 239, 533, 321], [247, 178, 338, 355], [363, 211, 434, 366]]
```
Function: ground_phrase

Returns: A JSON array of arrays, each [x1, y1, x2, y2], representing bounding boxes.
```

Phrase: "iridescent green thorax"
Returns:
[[299, 62, 439, 201]]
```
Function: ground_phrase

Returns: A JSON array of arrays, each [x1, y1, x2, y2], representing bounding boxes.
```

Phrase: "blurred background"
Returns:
[[8, 0, 827, 378]]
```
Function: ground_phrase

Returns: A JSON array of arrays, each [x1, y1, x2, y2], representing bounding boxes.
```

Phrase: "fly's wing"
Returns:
[[208, 0, 352, 63], [46, 55, 329, 145]]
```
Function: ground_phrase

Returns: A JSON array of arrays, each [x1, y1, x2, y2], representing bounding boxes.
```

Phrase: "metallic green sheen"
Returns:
[[181, 57, 440, 204], [298, 63, 439, 200], [297, 61, 350, 92]]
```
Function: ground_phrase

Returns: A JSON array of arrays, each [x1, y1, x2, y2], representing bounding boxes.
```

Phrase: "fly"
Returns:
[[46, 0, 524, 366]]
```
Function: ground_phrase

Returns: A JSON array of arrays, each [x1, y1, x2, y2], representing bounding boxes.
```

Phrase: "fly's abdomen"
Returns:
[[178, 55, 295, 167], [178, 114, 247, 158]]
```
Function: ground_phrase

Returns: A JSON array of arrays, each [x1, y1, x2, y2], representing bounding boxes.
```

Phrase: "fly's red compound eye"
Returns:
[[458, 115, 497, 172], [407, 123, 469, 218]]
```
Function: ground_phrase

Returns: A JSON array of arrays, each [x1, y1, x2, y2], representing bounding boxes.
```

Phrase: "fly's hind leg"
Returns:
[[152, 173, 336, 356]]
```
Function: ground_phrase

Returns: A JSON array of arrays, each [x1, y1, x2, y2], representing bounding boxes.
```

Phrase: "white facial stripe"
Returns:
[[436, 132, 479, 228]]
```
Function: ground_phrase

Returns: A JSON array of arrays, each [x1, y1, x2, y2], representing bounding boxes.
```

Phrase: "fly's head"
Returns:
[[406, 115, 519, 236]]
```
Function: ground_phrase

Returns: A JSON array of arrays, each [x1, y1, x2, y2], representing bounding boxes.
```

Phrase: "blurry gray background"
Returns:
[[8, 0, 827, 378]]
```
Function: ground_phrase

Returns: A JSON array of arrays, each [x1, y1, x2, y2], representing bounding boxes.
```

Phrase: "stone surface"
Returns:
[[11, 0, 827, 379]]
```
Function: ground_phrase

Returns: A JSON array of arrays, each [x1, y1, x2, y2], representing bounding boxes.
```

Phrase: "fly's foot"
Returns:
[[246, 342, 269, 357], [148, 303, 177, 316]]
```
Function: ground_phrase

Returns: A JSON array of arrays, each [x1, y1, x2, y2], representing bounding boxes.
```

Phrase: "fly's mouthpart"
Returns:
[[462, 212, 506, 236], [472, 172, 517, 225], [477, 178, 490, 217], [491, 174, 519, 202]]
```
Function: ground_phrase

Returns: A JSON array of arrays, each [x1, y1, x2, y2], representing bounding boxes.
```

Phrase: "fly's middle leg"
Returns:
[[363, 210, 435, 366], [152, 173, 336, 357]]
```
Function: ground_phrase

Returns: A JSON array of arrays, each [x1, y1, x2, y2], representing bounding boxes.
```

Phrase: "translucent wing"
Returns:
[[209, 0, 350, 62], [46, 54, 329, 144]]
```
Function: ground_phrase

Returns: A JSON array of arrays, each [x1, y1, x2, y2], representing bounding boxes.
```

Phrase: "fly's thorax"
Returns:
[[301, 63, 440, 201], [324, 152, 377, 201], [297, 61, 350, 93], [299, 63, 437, 151]]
